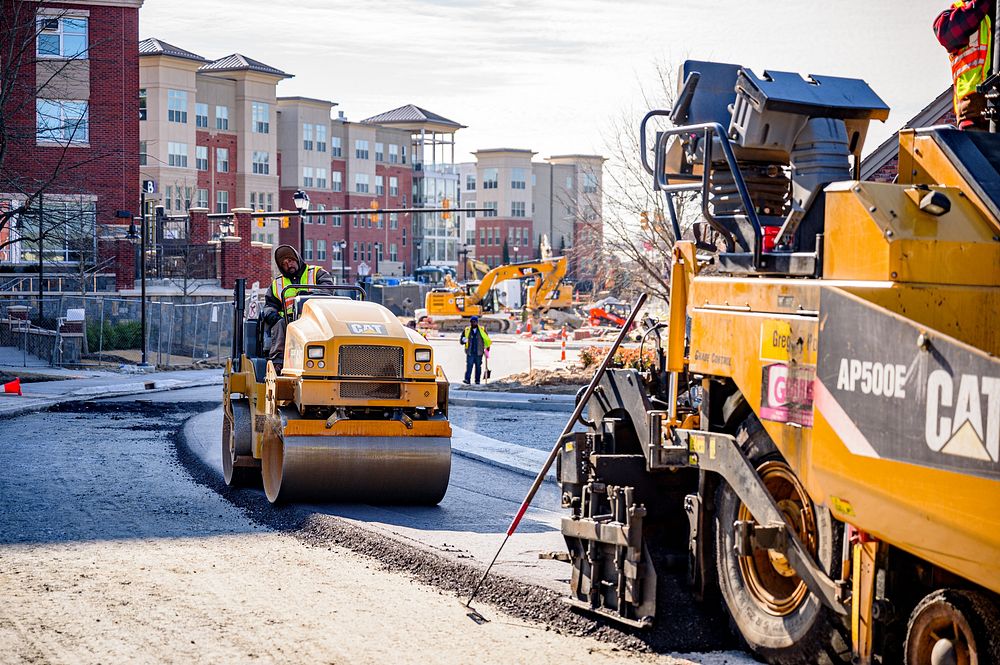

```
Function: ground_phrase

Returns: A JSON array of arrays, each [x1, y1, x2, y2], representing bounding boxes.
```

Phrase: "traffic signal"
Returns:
[[442, 197, 451, 221], [369, 200, 379, 223], [280, 216, 290, 229]]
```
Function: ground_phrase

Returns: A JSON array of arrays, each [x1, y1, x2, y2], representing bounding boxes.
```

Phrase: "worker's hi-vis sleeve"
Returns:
[[482, 329, 492, 347]]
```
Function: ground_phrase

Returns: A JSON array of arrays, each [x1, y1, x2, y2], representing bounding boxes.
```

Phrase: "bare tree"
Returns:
[[0, 1, 119, 273], [572, 60, 703, 303]]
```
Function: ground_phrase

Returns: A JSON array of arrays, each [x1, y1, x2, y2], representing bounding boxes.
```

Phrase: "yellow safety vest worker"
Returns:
[[950, 1, 992, 117], [270, 265, 320, 317], [461, 325, 492, 355]]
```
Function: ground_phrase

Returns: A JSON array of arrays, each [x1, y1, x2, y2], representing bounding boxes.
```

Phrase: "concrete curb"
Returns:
[[449, 425, 556, 482], [448, 389, 576, 413]]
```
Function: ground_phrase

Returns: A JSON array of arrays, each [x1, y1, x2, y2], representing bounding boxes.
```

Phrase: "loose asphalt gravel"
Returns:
[[2, 395, 746, 661]]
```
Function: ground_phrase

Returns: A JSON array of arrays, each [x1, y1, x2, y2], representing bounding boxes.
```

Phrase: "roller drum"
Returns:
[[262, 433, 451, 505]]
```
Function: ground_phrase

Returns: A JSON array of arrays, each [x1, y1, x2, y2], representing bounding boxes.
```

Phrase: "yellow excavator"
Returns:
[[553, 60, 1000, 664], [222, 281, 451, 504], [417, 256, 572, 332]]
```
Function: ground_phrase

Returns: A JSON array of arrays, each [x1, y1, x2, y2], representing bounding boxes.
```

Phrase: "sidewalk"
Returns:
[[448, 387, 575, 413], [0, 366, 223, 419]]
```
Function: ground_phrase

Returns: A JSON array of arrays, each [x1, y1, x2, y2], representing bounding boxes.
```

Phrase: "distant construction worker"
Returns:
[[459, 315, 491, 384], [262, 244, 334, 368], [935, 0, 994, 130]]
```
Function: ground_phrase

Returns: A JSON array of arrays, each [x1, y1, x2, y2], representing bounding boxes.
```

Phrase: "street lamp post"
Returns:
[[126, 216, 149, 368], [336, 240, 347, 283], [293, 190, 310, 256], [512, 245, 519, 263], [458, 243, 469, 281], [373, 242, 381, 276]]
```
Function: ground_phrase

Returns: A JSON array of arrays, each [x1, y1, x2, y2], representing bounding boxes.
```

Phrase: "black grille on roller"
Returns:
[[338, 345, 404, 378], [340, 382, 401, 400]]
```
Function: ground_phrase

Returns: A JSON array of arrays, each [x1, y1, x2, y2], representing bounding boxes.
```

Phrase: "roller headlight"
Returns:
[[413, 363, 422, 371], [307, 346, 325, 359], [415, 349, 431, 362]]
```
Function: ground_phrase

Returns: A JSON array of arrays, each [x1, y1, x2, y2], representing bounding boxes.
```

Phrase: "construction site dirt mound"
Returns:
[[469, 367, 591, 394]]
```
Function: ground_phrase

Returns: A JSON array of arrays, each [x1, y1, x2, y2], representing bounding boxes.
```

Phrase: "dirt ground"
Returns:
[[0, 400, 747, 665]]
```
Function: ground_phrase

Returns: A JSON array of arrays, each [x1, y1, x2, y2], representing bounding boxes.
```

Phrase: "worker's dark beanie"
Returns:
[[274, 245, 297, 265]]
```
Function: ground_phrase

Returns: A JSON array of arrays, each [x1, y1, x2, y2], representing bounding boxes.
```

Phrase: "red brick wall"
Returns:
[[188, 208, 212, 245], [2, 2, 140, 237], [219, 210, 270, 289], [196, 130, 237, 211], [471, 218, 532, 267], [112, 238, 135, 290]]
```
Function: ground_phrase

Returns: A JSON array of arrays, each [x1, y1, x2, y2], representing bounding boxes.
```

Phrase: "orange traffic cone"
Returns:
[[560, 336, 566, 362], [526, 319, 532, 335], [3, 377, 22, 396]]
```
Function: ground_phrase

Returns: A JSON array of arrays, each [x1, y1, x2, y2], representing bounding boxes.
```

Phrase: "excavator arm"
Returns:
[[470, 257, 568, 308]]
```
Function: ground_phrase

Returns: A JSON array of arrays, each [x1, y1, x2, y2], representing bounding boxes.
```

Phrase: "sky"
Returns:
[[140, 0, 951, 163]]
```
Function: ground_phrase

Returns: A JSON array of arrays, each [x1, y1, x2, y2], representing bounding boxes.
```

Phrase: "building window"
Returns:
[[390, 212, 398, 230], [317, 239, 327, 260], [303, 239, 313, 261], [375, 142, 384, 161], [138, 89, 147, 121], [583, 173, 598, 194], [479, 228, 487, 246], [331, 136, 342, 157], [216, 190, 229, 213], [316, 168, 327, 189], [375, 175, 384, 196], [481, 201, 497, 217], [249, 192, 257, 210], [195, 103, 208, 128], [332, 207, 342, 227], [167, 142, 188, 167], [511, 201, 526, 217], [389, 144, 399, 163], [196, 189, 208, 208], [196, 145, 208, 171], [167, 89, 187, 123], [252, 102, 270, 133], [216, 147, 229, 173], [302, 166, 314, 188], [303, 123, 313, 151], [316, 124, 327, 152], [402, 227, 407, 246], [466, 202, 475, 219], [352, 241, 358, 261], [390, 243, 398, 262], [139, 141, 147, 166], [36, 99, 88, 144], [216, 105, 229, 130], [482, 168, 498, 189], [252, 151, 270, 175], [511, 168, 527, 190], [355, 140, 369, 159], [565, 176, 573, 189], [355, 173, 369, 193], [401, 145, 407, 164], [36, 16, 88, 59], [466, 174, 476, 190], [389, 176, 398, 196], [315, 203, 326, 224], [332, 171, 342, 192]]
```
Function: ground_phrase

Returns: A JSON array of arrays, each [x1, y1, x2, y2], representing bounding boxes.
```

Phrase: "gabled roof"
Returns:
[[199, 54, 292, 79], [362, 104, 465, 129], [860, 88, 952, 180], [138, 38, 208, 63]]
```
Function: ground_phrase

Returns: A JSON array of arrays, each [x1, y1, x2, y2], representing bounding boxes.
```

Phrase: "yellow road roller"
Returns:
[[222, 281, 451, 504]]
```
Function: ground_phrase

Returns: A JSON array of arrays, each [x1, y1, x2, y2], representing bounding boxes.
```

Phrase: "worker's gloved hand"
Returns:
[[485, 349, 490, 359], [263, 310, 281, 328]]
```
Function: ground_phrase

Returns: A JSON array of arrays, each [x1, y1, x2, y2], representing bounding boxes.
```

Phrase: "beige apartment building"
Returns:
[[138, 39, 288, 244], [458, 151, 604, 277]]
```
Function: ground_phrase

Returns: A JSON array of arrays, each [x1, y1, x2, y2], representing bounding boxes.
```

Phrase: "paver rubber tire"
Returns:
[[904, 589, 1000, 665], [714, 417, 849, 665], [222, 399, 260, 488]]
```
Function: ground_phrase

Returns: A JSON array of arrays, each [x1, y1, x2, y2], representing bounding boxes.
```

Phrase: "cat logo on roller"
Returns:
[[348, 323, 387, 336]]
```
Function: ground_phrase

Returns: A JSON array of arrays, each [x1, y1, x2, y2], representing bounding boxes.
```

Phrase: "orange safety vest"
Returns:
[[270, 265, 320, 317], [950, 1, 992, 115]]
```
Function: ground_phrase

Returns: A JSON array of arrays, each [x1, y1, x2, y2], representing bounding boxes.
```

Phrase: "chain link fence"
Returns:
[[0, 295, 235, 369]]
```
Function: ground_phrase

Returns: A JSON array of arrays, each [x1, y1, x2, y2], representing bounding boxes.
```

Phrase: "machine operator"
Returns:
[[262, 244, 335, 369]]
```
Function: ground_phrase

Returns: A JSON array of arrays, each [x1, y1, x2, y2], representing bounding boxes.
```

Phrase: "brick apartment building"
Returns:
[[457, 151, 604, 277], [276, 99, 415, 277], [0, 0, 142, 271]]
